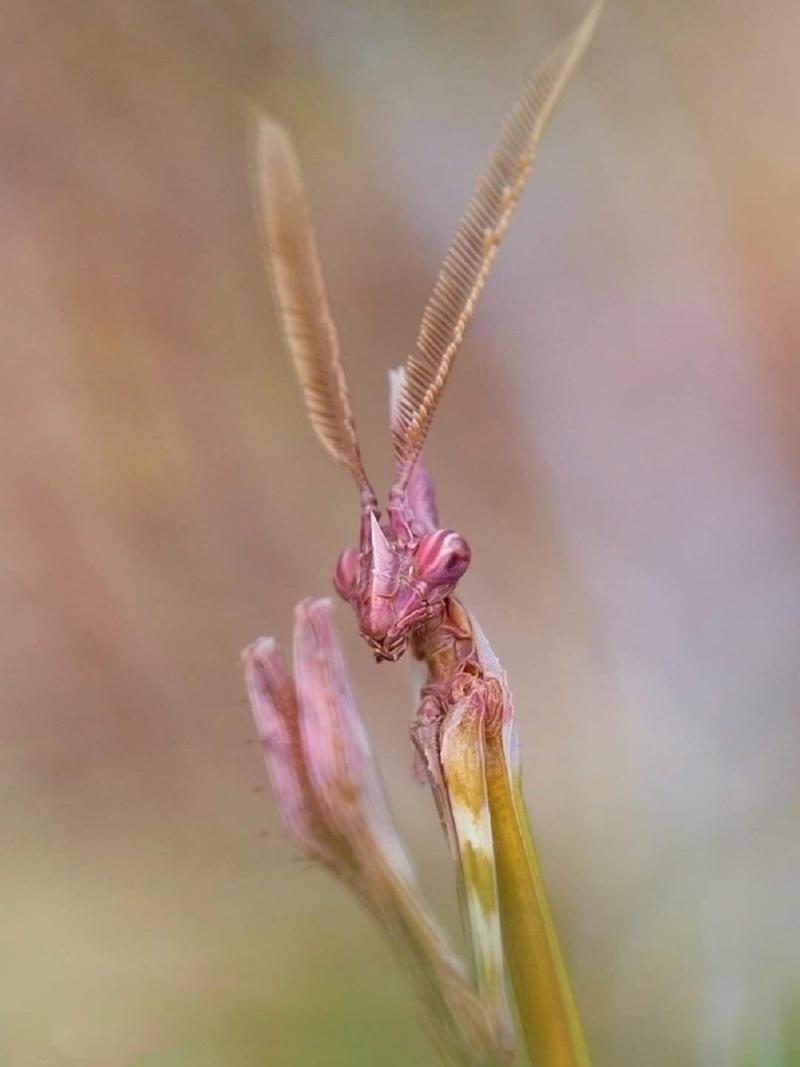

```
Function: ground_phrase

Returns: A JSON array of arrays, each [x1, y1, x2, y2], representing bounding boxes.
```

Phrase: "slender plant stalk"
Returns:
[[486, 730, 590, 1066]]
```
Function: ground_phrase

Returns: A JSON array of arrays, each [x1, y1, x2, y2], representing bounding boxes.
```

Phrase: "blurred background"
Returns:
[[2, 1, 799, 1064]]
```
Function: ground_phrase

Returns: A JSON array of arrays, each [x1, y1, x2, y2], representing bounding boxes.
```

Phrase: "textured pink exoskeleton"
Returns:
[[334, 501, 472, 663], [249, 5, 604, 1064]]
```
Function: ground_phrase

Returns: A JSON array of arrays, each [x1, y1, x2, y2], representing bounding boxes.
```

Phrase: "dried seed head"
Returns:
[[243, 600, 510, 1065]]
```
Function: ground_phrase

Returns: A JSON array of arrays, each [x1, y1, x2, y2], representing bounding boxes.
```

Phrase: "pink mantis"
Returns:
[[243, 4, 604, 1064]]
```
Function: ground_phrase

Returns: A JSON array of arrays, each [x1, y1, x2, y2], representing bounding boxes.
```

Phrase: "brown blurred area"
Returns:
[[2, 1, 799, 1064]]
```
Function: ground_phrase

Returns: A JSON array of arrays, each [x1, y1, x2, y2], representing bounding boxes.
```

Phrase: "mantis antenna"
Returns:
[[255, 118, 375, 503], [392, 0, 605, 488]]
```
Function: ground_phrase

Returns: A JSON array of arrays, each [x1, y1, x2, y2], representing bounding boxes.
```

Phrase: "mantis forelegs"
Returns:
[[415, 641, 591, 1067], [440, 685, 515, 1054]]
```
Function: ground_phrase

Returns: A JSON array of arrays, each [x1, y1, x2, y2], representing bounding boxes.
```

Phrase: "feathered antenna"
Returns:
[[392, 0, 604, 486], [255, 118, 374, 500]]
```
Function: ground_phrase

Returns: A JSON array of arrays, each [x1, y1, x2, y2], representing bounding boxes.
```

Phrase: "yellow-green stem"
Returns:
[[485, 734, 590, 1067]]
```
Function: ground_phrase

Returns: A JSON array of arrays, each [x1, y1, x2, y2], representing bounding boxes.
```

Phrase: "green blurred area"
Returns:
[[2, 1, 800, 1064]]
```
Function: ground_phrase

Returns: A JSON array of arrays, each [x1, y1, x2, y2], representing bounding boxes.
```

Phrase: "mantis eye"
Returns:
[[414, 530, 471, 586], [333, 546, 360, 600]]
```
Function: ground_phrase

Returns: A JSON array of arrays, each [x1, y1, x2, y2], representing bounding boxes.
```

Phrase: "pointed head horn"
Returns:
[[369, 512, 393, 572]]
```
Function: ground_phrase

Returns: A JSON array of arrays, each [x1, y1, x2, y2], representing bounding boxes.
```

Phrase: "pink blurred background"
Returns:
[[2, 1, 799, 1064]]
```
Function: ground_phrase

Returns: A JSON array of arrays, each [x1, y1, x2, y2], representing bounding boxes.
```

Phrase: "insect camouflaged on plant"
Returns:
[[248, 4, 605, 1064]]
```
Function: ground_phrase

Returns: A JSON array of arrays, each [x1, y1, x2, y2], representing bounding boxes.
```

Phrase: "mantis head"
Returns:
[[257, 0, 601, 659], [333, 508, 471, 662]]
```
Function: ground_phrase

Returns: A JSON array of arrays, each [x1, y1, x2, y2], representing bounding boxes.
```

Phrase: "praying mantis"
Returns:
[[243, 4, 604, 1064]]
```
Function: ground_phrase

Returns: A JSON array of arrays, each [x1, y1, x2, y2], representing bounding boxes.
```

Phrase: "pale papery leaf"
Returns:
[[242, 638, 344, 872]]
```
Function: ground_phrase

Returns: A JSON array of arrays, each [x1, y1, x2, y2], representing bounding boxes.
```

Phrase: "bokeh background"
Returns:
[[2, 1, 799, 1064]]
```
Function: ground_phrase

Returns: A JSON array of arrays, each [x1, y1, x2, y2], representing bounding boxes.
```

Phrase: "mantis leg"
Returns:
[[427, 605, 591, 1066], [437, 686, 515, 1057]]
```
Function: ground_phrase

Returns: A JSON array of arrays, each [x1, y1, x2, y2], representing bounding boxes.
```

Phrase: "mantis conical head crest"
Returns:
[[334, 497, 471, 662]]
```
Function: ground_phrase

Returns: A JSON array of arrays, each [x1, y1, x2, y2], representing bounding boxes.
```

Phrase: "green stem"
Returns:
[[485, 733, 590, 1067]]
